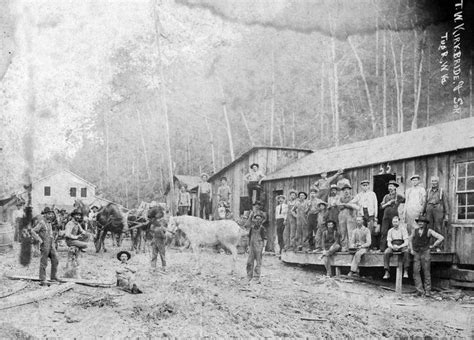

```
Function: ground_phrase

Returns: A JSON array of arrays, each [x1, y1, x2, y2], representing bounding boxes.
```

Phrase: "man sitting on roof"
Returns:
[[244, 163, 266, 205]]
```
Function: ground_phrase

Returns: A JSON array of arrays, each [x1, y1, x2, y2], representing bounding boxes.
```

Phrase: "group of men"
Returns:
[[274, 172, 447, 297]]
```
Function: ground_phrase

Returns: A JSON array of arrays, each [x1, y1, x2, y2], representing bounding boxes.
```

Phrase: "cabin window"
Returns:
[[44, 186, 51, 196], [70, 187, 77, 197], [456, 161, 474, 220], [81, 188, 87, 198]]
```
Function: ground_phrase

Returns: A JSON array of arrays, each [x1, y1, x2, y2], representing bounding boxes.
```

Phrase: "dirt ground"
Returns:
[[0, 239, 473, 339]]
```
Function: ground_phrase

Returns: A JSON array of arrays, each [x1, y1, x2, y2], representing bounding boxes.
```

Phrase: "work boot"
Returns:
[[383, 271, 390, 280], [40, 281, 50, 287], [425, 290, 432, 297]]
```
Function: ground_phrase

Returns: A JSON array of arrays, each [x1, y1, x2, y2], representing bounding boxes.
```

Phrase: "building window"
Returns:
[[81, 188, 87, 198], [44, 186, 51, 196], [70, 187, 77, 197], [456, 161, 474, 220]]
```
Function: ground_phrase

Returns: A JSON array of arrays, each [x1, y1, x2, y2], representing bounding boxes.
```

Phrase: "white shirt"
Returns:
[[275, 203, 288, 220], [351, 191, 378, 218]]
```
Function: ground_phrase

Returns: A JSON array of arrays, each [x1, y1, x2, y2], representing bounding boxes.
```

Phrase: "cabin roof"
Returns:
[[33, 169, 97, 188], [264, 117, 474, 181], [208, 146, 313, 182], [174, 175, 201, 190]]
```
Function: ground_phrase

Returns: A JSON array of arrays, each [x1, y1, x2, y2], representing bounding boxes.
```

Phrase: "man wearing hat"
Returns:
[[244, 163, 266, 205], [245, 200, 267, 228], [404, 174, 426, 234], [320, 220, 340, 276], [275, 194, 288, 254], [380, 180, 405, 252], [313, 200, 329, 252], [409, 216, 444, 297], [30, 207, 60, 286], [116, 250, 142, 293], [313, 169, 343, 202], [247, 211, 267, 283], [336, 184, 358, 251], [291, 191, 310, 251], [283, 189, 298, 250], [327, 184, 340, 224], [351, 180, 378, 249], [423, 176, 449, 250], [64, 209, 89, 252], [197, 173, 212, 220]]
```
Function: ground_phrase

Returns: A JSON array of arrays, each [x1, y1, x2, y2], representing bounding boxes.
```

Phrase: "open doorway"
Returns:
[[373, 173, 396, 225]]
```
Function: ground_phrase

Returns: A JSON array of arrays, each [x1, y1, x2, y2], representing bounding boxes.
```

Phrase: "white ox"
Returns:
[[168, 215, 247, 274]]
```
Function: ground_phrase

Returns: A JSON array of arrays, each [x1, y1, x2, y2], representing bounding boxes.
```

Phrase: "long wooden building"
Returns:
[[262, 117, 474, 267], [208, 146, 312, 219]]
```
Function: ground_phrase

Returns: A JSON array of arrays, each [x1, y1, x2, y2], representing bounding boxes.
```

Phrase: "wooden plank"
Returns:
[[6, 275, 114, 287], [395, 254, 403, 294], [0, 282, 74, 310], [0, 282, 28, 299]]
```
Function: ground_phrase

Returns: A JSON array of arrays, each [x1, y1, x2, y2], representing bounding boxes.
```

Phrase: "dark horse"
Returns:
[[95, 203, 128, 253]]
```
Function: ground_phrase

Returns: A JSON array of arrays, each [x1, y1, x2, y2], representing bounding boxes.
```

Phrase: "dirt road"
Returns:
[[0, 241, 472, 338]]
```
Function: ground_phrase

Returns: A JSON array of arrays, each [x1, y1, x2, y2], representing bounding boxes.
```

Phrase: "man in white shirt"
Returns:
[[404, 174, 426, 233], [383, 216, 409, 279], [275, 195, 288, 254], [351, 179, 378, 249]]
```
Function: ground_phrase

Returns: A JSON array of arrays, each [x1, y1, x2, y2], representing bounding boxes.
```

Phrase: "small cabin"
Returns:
[[262, 117, 474, 268], [208, 146, 312, 219]]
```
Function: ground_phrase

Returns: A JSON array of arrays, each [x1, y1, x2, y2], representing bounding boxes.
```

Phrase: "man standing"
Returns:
[[383, 216, 410, 279], [247, 212, 267, 284], [292, 191, 309, 251], [307, 188, 323, 251], [348, 216, 371, 277], [409, 216, 444, 297], [380, 180, 405, 252], [197, 173, 212, 220], [283, 190, 298, 251], [275, 195, 288, 254], [336, 184, 358, 251], [64, 209, 89, 252], [404, 174, 426, 233], [320, 220, 340, 276], [351, 179, 378, 249], [313, 169, 343, 202], [217, 177, 232, 205], [30, 207, 59, 286], [327, 184, 340, 224], [176, 185, 191, 216], [423, 176, 449, 250], [150, 212, 168, 272]]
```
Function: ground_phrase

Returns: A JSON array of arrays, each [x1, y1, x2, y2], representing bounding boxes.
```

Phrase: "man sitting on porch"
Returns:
[[347, 216, 371, 277], [383, 216, 409, 280]]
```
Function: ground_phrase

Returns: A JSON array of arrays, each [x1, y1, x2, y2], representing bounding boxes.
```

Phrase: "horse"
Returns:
[[95, 203, 129, 253], [168, 215, 248, 275]]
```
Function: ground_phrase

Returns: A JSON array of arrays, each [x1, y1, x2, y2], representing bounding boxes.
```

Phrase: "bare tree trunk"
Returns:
[[205, 117, 217, 173], [270, 47, 276, 146], [331, 36, 340, 146], [152, 1, 175, 213], [390, 32, 402, 133], [281, 108, 286, 146], [104, 112, 110, 186], [399, 44, 405, 132], [382, 30, 387, 136], [411, 31, 425, 130], [320, 63, 325, 138], [426, 42, 431, 125], [277, 109, 283, 146], [348, 37, 377, 135], [292, 111, 295, 147], [218, 79, 235, 161], [470, 63, 473, 117], [136, 109, 151, 180], [240, 110, 254, 146]]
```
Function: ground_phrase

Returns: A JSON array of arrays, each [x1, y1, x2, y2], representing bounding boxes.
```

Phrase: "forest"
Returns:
[[0, 0, 473, 207]]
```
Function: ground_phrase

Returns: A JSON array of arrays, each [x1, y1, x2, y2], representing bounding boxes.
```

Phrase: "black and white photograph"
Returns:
[[0, 0, 473, 338]]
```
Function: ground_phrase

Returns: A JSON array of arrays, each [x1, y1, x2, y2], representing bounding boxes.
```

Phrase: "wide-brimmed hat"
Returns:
[[326, 219, 337, 227], [71, 209, 82, 217], [249, 163, 259, 169], [41, 207, 54, 215], [298, 192, 307, 199], [388, 180, 399, 187], [288, 189, 298, 196], [330, 184, 338, 190], [317, 201, 328, 207], [340, 184, 352, 190], [91, 205, 99, 210], [200, 173, 209, 178], [410, 174, 420, 180], [117, 250, 132, 261], [252, 211, 265, 220], [360, 179, 370, 185], [276, 195, 286, 201], [415, 216, 430, 224]]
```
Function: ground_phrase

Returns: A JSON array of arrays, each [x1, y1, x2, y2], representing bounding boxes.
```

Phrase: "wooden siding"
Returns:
[[264, 150, 474, 262]]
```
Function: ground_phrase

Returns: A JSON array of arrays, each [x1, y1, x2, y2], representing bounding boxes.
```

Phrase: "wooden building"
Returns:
[[165, 174, 200, 216], [263, 117, 474, 267], [208, 146, 312, 219], [18, 170, 98, 215]]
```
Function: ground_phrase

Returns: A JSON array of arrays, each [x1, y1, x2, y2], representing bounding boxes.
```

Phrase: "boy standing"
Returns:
[[247, 212, 267, 283], [176, 185, 191, 216], [217, 177, 232, 205]]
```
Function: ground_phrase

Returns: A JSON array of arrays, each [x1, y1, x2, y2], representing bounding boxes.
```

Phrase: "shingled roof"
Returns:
[[264, 117, 474, 181]]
